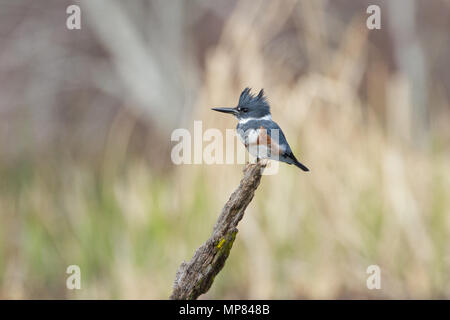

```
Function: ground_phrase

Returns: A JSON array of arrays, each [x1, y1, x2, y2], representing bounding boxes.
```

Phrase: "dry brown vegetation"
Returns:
[[0, 0, 449, 299]]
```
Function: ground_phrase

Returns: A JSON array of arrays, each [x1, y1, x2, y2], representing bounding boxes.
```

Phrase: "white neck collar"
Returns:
[[238, 114, 272, 124]]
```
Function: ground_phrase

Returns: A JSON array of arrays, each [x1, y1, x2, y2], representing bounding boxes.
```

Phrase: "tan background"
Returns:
[[0, 0, 450, 299]]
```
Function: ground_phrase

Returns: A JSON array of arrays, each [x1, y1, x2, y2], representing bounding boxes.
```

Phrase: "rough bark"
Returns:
[[170, 162, 266, 300]]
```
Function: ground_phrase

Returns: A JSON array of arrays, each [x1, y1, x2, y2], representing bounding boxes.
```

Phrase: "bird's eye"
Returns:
[[241, 108, 249, 113]]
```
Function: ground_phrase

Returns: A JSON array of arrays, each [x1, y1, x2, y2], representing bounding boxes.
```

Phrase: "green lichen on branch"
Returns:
[[170, 162, 266, 300], [186, 229, 238, 300]]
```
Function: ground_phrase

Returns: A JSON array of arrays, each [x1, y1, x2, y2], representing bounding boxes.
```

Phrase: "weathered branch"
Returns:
[[170, 162, 266, 300]]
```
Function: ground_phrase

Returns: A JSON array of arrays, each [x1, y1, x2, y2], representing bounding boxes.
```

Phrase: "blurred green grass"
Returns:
[[0, 143, 449, 298]]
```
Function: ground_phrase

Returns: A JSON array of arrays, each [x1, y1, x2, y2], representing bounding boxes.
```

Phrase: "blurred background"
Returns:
[[0, 0, 449, 299]]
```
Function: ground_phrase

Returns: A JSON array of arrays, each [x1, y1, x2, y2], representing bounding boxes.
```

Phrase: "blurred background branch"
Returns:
[[83, 0, 188, 132]]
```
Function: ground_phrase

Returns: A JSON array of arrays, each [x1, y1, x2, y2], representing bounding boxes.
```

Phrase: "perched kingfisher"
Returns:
[[212, 88, 309, 171]]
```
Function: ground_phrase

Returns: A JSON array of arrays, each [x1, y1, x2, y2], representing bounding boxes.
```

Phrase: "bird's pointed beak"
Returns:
[[211, 107, 238, 115]]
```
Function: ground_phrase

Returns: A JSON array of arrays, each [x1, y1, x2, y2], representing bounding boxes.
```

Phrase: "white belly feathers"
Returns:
[[237, 128, 280, 160]]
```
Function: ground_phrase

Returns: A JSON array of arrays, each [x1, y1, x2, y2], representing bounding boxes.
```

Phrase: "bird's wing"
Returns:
[[256, 120, 309, 171], [257, 120, 292, 155]]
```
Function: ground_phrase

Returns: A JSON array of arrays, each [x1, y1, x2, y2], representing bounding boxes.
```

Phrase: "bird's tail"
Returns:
[[294, 159, 309, 172], [286, 152, 309, 171]]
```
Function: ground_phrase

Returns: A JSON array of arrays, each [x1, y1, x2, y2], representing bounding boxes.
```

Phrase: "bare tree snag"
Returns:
[[170, 162, 266, 300]]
